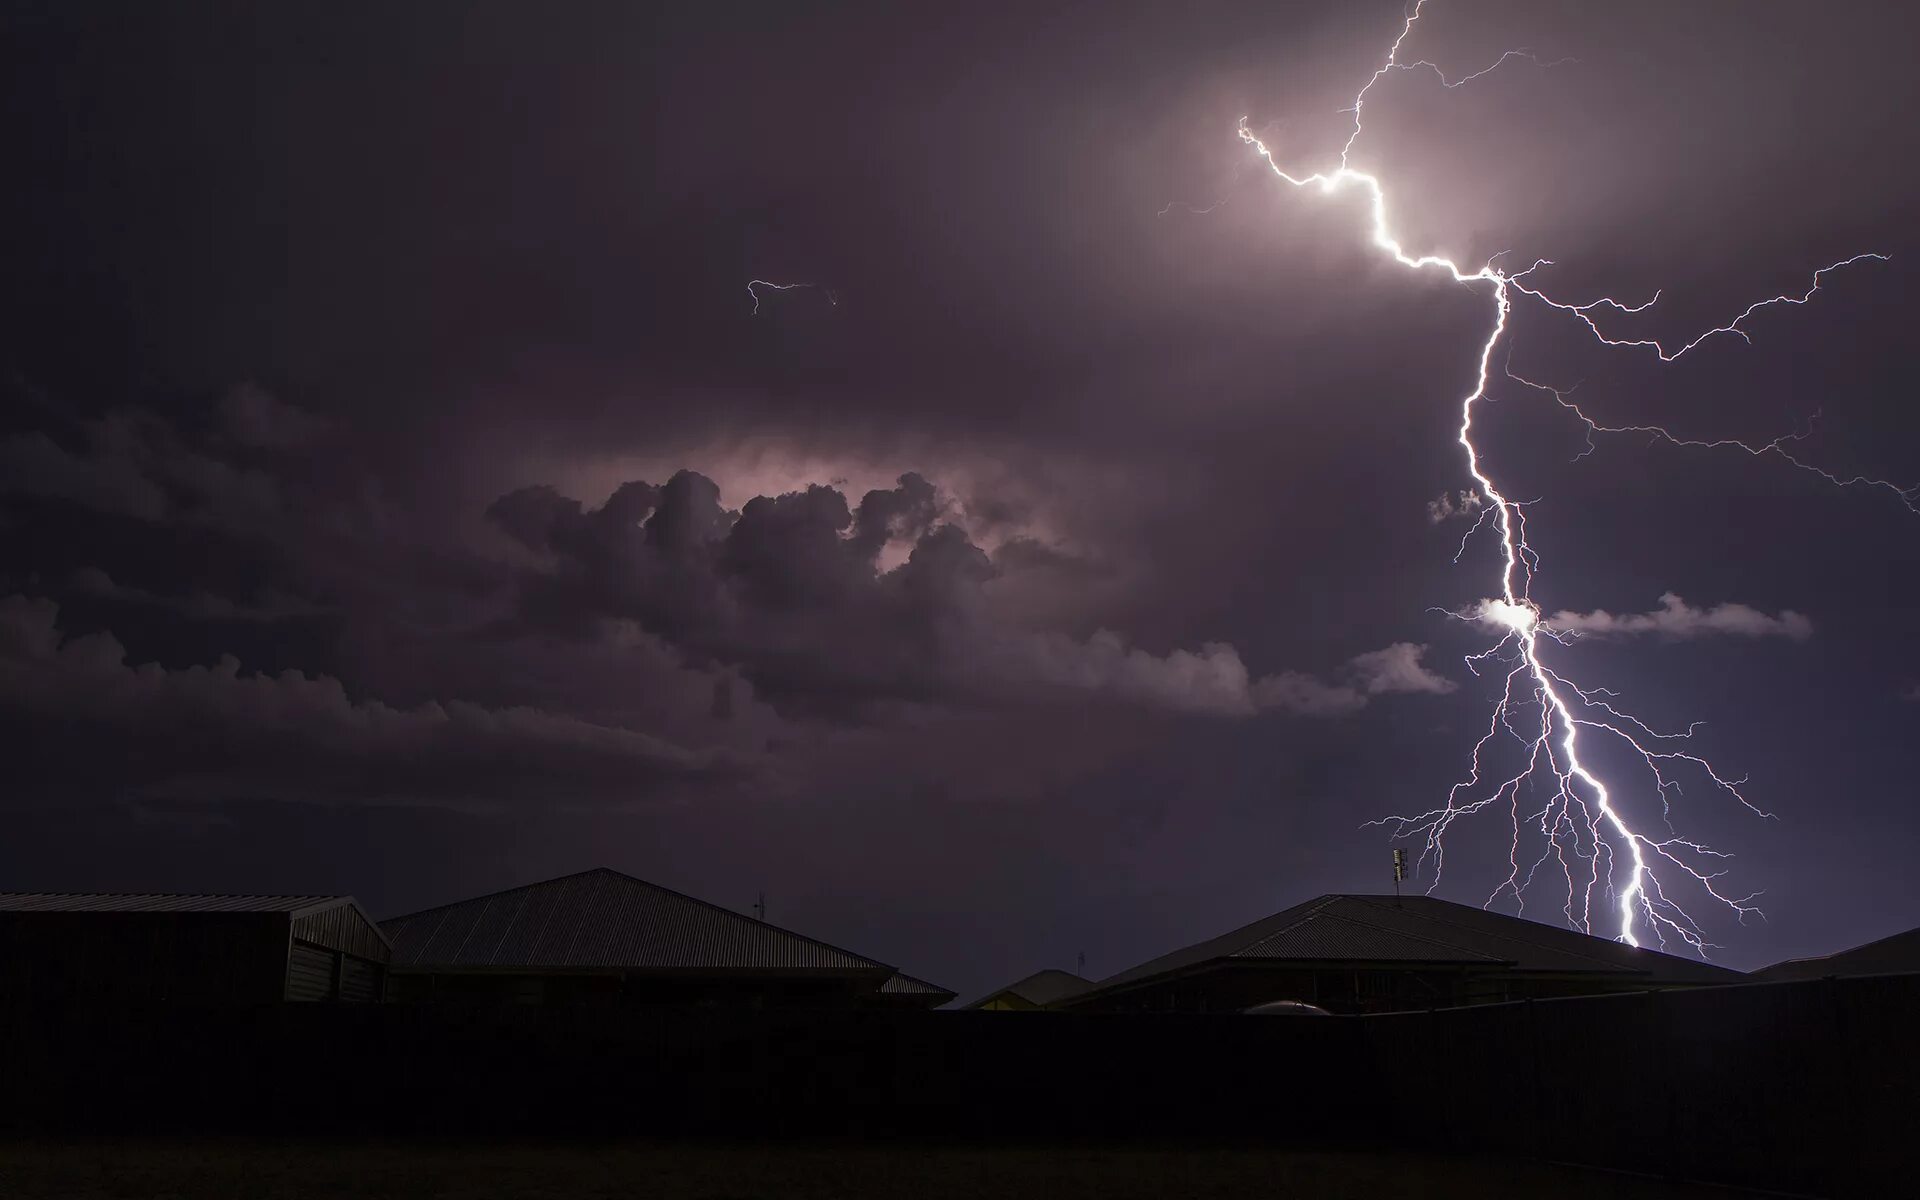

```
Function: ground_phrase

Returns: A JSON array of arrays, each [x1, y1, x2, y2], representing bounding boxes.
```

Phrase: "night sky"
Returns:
[[3, 0, 1918, 996]]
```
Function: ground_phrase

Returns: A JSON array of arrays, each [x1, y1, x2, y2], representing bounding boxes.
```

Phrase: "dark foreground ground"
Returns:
[[0, 1141, 1786, 1200], [7, 977, 1907, 1195]]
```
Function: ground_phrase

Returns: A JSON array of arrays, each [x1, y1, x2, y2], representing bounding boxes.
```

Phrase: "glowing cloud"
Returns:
[[1547, 594, 1812, 642]]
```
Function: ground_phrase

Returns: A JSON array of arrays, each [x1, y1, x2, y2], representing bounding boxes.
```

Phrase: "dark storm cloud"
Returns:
[[0, 374, 1458, 840], [65, 566, 325, 624], [482, 466, 1459, 719]]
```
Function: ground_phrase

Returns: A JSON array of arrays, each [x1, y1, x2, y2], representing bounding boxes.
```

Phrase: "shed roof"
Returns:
[[381, 867, 899, 975], [961, 968, 1093, 1009], [1754, 925, 1920, 982], [0, 892, 357, 917], [1079, 893, 1742, 1000]]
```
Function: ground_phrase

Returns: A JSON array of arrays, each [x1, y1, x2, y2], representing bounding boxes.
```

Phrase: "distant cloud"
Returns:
[[1545, 593, 1812, 641], [1021, 630, 1260, 716], [0, 595, 739, 806], [216, 382, 329, 450], [1348, 642, 1458, 696], [1004, 634, 1455, 719], [0, 399, 293, 529], [1427, 489, 1484, 524], [1251, 671, 1364, 717], [67, 567, 326, 624], [1252, 642, 1455, 717]]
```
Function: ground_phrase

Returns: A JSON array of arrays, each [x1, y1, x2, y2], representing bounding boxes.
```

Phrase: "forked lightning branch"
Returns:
[[1239, 0, 1890, 953]]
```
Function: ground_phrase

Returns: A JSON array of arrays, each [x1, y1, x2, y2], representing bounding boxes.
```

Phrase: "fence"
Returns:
[[1, 973, 1908, 1193]]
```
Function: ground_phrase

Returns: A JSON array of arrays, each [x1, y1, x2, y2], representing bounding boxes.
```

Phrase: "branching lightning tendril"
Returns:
[[747, 279, 838, 315], [1240, 0, 1892, 952]]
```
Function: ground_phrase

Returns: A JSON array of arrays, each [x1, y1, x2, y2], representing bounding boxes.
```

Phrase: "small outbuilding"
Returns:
[[0, 892, 391, 1005]]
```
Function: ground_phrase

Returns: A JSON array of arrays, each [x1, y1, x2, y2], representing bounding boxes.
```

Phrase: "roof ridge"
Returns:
[[1206, 893, 1342, 958], [1085, 894, 1343, 990], [1273, 905, 1507, 963], [377, 866, 612, 923], [1340, 894, 1659, 973], [589, 867, 898, 973], [381, 866, 898, 975]]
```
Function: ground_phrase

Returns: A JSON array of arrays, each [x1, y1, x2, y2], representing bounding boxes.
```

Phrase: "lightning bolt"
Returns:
[[746, 279, 839, 315], [1238, 0, 1889, 952]]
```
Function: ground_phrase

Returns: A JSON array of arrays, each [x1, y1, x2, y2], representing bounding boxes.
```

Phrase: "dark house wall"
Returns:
[[0, 904, 390, 1007], [1066, 961, 1701, 1015], [283, 905, 390, 1002], [387, 969, 892, 1009], [1069, 962, 1479, 1014], [0, 913, 289, 1007]]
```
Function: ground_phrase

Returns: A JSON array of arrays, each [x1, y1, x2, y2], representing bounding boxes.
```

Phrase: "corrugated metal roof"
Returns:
[[1084, 893, 1744, 998], [0, 892, 347, 915], [1755, 925, 1920, 982], [961, 969, 1094, 1009], [1347, 896, 1741, 982], [1236, 909, 1508, 964], [881, 971, 955, 996], [380, 868, 896, 973]]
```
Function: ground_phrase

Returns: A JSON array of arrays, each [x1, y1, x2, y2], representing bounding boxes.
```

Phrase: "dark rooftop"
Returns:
[[380, 867, 921, 980], [961, 968, 1094, 1009], [0, 892, 355, 916], [881, 971, 957, 1000], [1754, 925, 1920, 982], [1080, 894, 1744, 999]]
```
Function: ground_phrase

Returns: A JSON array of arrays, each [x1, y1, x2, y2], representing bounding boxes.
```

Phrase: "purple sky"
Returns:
[[3, 0, 1918, 996]]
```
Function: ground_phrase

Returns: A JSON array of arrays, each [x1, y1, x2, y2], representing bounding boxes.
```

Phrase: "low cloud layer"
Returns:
[[0, 595, 739, 807], [1024, 633, 1454, 718], [1546, 593, 1813, 641], [67, 567, 326, 624]]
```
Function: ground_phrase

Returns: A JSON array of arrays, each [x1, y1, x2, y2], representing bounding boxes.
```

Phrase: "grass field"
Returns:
[[0, 1140, 1782, 1199]]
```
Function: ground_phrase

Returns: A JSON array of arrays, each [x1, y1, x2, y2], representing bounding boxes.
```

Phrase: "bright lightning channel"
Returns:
[[1239, 0, 1889, 952]]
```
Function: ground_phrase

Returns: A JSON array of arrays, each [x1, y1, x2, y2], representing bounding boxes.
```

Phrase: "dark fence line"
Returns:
[[1, 974, 1909, 1194]]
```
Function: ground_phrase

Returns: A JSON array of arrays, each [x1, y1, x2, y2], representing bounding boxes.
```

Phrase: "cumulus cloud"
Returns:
[[1544, 593, 1813, 641], [484, 470, 1457, 721], [1427, 489, 1484, 524]]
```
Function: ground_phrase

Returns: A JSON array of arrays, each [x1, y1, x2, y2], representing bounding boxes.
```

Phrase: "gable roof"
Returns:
[[881, 971, 957, 1001], [380, 867, 897, 975], [1081, 894, 1742, 999], [961, 968, 1093, 1009], [0, 892, 357, 918], [1754, 925, 1920, 982]]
